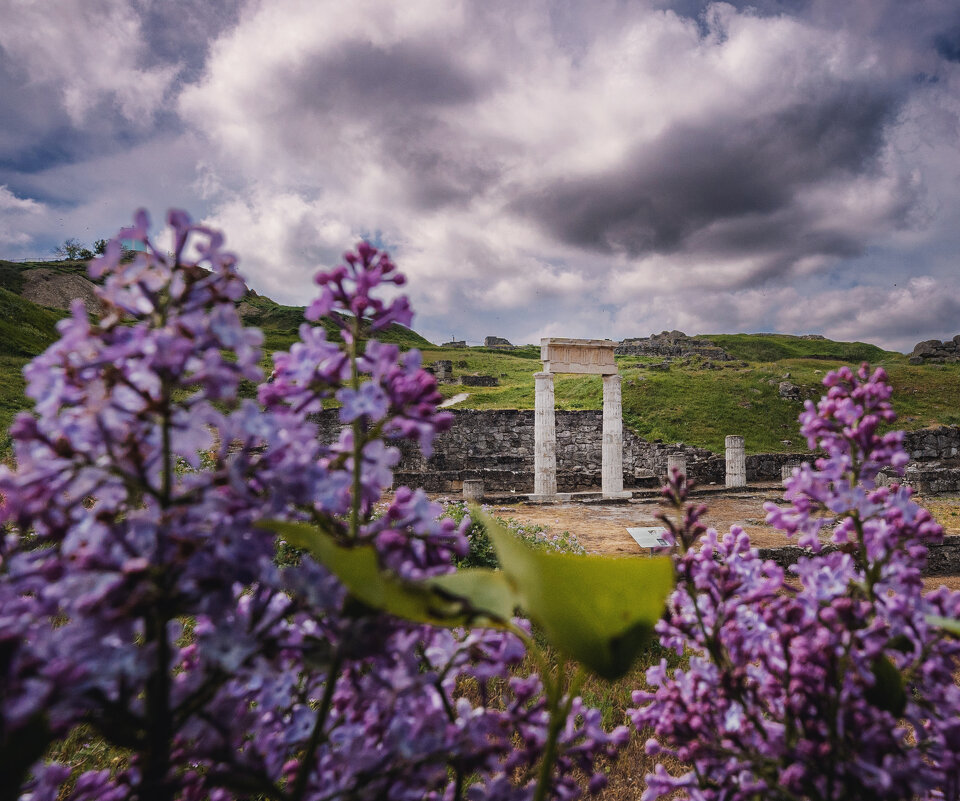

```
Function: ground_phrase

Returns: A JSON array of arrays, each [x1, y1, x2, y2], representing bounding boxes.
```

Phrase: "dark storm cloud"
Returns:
[[132, 0, 244, 81], [295, 38, 487, 108], [0, 0, 192, 180], [0, 0, 245, 187], [935, 28, 960, 63], [389, 131, 503, 209], [276, 37, 502, 208], [514, 82, 899, 263]]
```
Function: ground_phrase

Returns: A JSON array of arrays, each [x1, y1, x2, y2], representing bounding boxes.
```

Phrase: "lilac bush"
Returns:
[[0, 210, 624, 801], [632, 365, 960, 801]]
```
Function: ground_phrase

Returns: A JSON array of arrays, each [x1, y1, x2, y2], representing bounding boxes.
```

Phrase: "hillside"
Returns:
[[417, 336, 959, 453], [2, 259, 959, 457], [0, 260, 431, 452]]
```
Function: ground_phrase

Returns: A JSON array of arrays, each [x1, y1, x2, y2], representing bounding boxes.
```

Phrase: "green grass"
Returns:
[[884, 361, 960, 427], [707, 332, 891, 363], [0, 289, 68, 454], [0, 261, 26, 293], [240, 293, 434, 355], [422, 342, 960, 454], [0, 282, 68, 453], [0, 286, 67, 358]]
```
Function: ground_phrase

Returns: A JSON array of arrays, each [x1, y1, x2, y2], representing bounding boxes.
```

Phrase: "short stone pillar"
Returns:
[[602, 374, 627, 498], [725, 435, 747, 488], [533, 372, 557, 498], [781, 461, 799, 481], [462, 479, 484, 501], [431, 360, 453, 382], [666, 454, 687, 481]]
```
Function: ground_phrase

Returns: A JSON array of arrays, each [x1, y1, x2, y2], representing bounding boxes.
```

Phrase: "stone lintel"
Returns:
[[540, 337, 618, 375]]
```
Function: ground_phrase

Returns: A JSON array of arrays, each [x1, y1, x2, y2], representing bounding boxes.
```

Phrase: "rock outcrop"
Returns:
[[616, 330, 734, 361], [20, 268, 101, 317], [909, 336, 960, 364]]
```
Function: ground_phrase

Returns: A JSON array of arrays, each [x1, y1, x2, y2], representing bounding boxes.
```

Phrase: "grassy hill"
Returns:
[[237, 293, 433, 353], [2, 259, 959, 458], [420, 341, 959, 454], [706, 333, 888, 363], [0, 285, 68, 453]]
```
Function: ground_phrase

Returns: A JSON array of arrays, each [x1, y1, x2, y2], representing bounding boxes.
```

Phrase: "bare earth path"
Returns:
[[477, 487, 960, 592]]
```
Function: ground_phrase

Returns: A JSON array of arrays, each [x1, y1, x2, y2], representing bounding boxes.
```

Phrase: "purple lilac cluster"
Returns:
[[0, 210, 622, 801], [631, 365, 960, 800]]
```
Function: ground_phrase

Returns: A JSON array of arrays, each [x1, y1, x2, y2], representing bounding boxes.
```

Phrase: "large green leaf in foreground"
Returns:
[[928, 615, 960, 637], [265, 519, 515, 629], [262, 511, 674, 680], [474, 510, 674, 679]]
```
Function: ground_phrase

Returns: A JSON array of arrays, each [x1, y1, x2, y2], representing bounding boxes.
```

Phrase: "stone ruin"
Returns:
[[429, 360, 454, 383], [461, 374, 499, 387], [909, 335, 960, 364], [484, 336, 514, 348], [616, 330, 734, 361], [533, 338, 630, 501], [427, 360, 499, 386]]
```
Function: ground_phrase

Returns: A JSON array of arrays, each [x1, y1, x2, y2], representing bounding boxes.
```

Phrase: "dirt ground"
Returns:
[[484, 487, 960, 592]]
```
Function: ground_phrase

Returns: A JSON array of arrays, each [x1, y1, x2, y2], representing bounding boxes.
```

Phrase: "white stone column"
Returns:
[[532, 372, 557, 499], [725, 435, 747, 488], [666, 454, 687, 481], [602, 374, 629, 498]]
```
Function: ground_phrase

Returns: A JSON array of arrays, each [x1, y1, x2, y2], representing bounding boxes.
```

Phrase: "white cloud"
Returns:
[[0, 185, 44, 247], [0, 0, 175, 123], [3, 0, 960, 350]]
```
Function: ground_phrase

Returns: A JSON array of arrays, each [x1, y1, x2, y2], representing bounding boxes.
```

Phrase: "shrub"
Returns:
[[0, 210, 629, 801], [633, 365, 960, 801], [446, 501, 585, 570]]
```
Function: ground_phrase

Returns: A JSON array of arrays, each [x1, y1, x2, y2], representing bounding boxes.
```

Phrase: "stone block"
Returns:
[[540, 338, 618, 375], [461, 374, 499, 387], [462, 479, 484, 500]]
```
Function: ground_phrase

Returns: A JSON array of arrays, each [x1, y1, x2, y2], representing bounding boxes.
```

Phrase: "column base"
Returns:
[[602, 490, 634, 500], [527, 493, 559, 503]]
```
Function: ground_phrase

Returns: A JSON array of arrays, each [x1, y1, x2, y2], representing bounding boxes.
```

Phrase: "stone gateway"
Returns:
[[532, 338, 631, 500]]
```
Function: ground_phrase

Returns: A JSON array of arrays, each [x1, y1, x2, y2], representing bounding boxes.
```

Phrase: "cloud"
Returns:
[[0, 184, 44, 247], [0, 0, 177, 125], [772, 277, 960, 352], [2, 0, 959, 351]]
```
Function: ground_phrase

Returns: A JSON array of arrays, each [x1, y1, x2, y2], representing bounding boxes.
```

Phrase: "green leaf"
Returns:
[[865, 654, 907, 716], [430, 569, 519, 622], [475, 509, 674, 680], [927, 615, 960, 637], [263, 513, 676, 680], [261, 520, 515, 628], [885, 633, 913, 653]]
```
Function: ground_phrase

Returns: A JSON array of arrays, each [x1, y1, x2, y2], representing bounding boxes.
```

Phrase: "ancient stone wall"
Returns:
[[902, 427, 960, 460], [314, 413, 960, 494], [758, 536, 960, 576], [315, 410, 803, 492], [460, 375, 499, 387]]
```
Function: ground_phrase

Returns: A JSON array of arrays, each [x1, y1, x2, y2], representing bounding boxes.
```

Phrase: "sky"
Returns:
[[1, 0, 959, 352]]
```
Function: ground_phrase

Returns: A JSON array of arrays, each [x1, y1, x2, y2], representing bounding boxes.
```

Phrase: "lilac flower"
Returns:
[[0, 211, 621, 801], [633, 364, 960, 801]]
